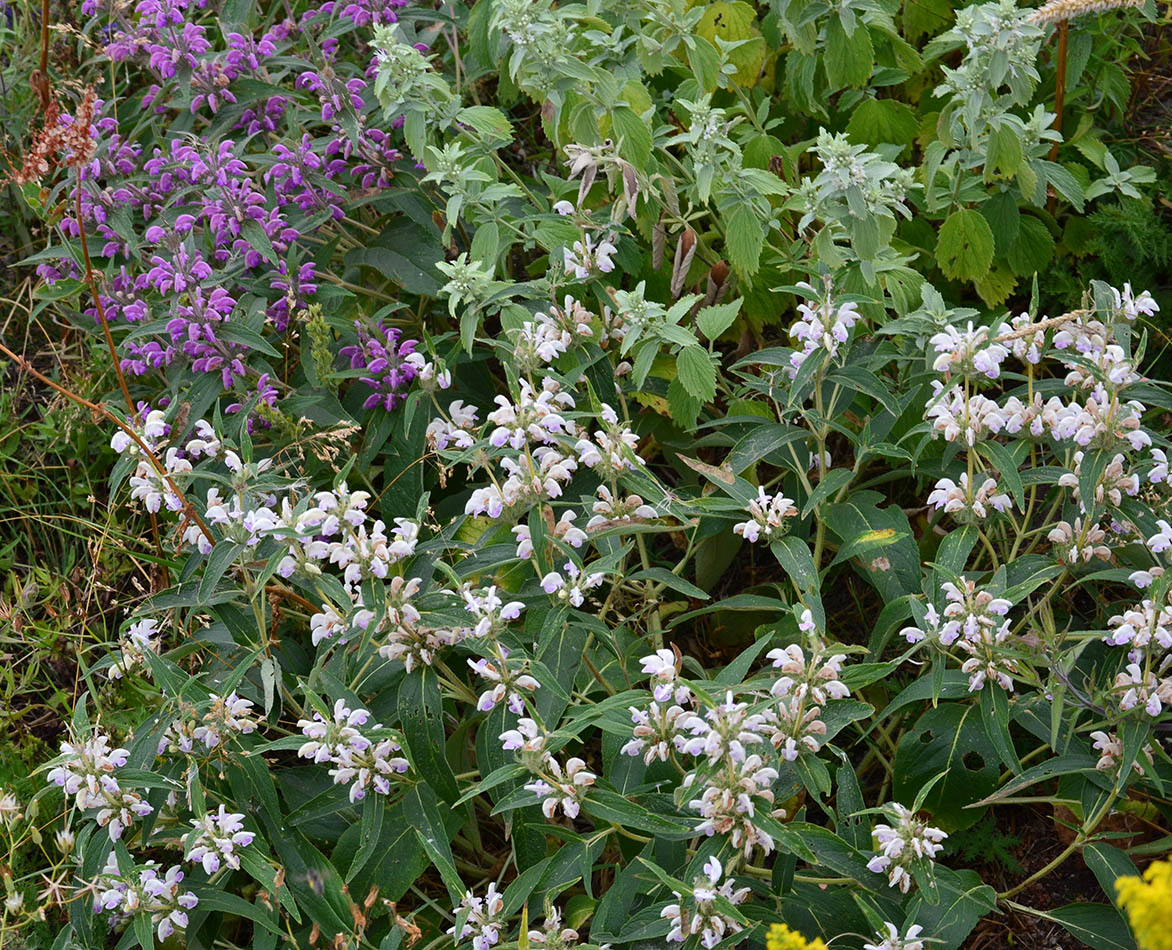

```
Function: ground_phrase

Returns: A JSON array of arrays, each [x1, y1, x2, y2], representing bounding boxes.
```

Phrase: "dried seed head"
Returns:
[[671, 228, 698, 298]]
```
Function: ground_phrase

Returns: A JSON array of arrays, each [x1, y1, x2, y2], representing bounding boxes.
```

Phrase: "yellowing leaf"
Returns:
[[696, 2, 766, 86]]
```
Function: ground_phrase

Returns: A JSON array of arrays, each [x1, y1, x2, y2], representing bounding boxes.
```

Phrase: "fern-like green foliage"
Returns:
[[947, 815, 1025, 876]]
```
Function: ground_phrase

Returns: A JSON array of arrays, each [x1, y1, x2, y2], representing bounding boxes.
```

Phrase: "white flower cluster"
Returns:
[[509, 295, 607, 370], [622, 651, 693, 765], [182, 805, 255, 874], [787, 281, 861, 376], [527, 904, 580, 948], [469, 650, 540, 713], [449, 883, 505, 950], [376, 576, 460, 671], [93, 855, 199, 941], [866, 803, 948, 893], [901, 580, 1019, 691], [678, 692, 786, 856], [297, 700, 410, 802], [275, 483, 419, 591], [661, 857, 749, 948], [157, 691, 258, 756], [499, 718, 596, 819], [930, 321, 1011, 380], [927, 473, 1012, 522], [762, 645, 850, 761], [107, 618, 161, 680], [47, 734, 152, 840], [864, 922, 927, 950], [1090, 730, 1155, 776], [541, 561, 606, 607], [733, 487, 798, 544]]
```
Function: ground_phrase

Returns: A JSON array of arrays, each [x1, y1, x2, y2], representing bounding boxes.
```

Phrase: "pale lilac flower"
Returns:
[[927, 473, 1012, 521], [867, 803, 947, 893], [107, 618, 162, 680], [527, 756, 595, 819], [864, 922, 926, 950], [93, 854, 198, 941], [182, 806, 255, 874], [732, 487, 798, 544], [930, 321, 1011, 380], [449, 883, 505, 950], [660, 858, 749, 947], [193, 692, 257, 748], [46, 734, 152, 840], [540, 562, 605, 608]]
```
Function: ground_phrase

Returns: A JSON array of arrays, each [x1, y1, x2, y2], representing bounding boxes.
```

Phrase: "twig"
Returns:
[[0, 339, 215, 545]]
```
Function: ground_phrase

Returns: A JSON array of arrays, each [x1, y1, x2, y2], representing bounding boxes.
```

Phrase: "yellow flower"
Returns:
[[1116, 858, 1172, 950], [766, 923, 829, 950]]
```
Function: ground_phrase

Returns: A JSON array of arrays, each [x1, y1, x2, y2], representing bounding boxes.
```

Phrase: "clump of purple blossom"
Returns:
[[340, 321, 419, 410]]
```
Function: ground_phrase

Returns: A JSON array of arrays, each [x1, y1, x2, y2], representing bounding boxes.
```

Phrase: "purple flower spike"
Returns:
[[340, 321, 419, 411]]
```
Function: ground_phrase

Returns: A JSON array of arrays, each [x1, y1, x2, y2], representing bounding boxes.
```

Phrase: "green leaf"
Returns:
[[582, 788, 693, 837], [980, 682, 1020, 772], [1083, 842, 1138, 908], [198, 541, 244, 604], [981, 190, 1021, 253], [676, 345, 718, 403], [1006, 215, 1055, 277], [696, 299, 743, 341], [187, 884, 283, 935], [893, 702, 1001, 830], [612, 106, 653, 167], [628, 567, 710, 600], [1041, 161, 1086, 211], [984, 125, 1023, 181], [1047, 904, 1137, 950], [723, 203, 765, 277], [346, 794, 386, 882], [825, 17, 874, 89], [846, 98, 919, 150], [404, 785, 464, 902], [936, 208, 995, 282], [802, 469, 853, 518], [788, 822, 882, 889], [132, 912, 154, 950], [345, 218, 445, 295], [771, 536, 818, 593], [398, 667, 459, 803], [241, 218, 278, 265], [687, 36, 721, 93], [906, 867, 997, 950], [456, 105, 514, 144], [823, 495, 921, 599]]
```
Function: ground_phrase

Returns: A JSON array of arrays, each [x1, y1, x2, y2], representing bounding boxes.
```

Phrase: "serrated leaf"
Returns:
[[981, 190, 1021, 253], [696, 1, 766, 86], [676, 345, 717, 403], [1006, 215, 1054, 277], [825, 18, 874, 89], [936, 208, 995, 282], [611, 106, 652, 167], [696, 299, 743, 340], [984, 125, 1023, 181], [724, 203, 765, 276], [846, 98, 919, 150]]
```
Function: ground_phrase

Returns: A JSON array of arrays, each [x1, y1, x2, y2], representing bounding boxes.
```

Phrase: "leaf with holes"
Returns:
[[893, 702, 1000, 830]]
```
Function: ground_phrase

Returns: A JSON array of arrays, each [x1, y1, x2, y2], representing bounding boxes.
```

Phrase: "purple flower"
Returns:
[[340, 322, 420, 411]]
